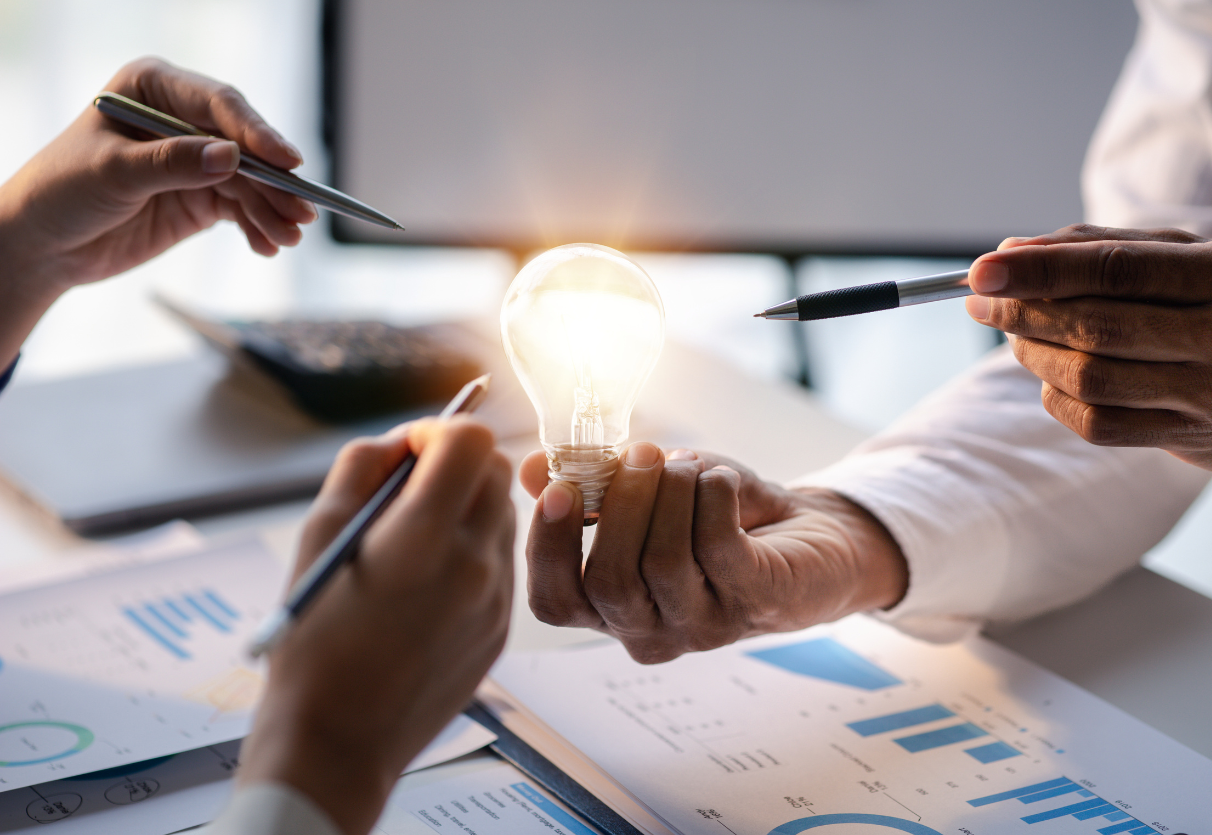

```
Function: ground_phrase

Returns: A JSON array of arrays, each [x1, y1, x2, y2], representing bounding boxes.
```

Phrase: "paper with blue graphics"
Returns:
[[0, 538, 286, 790], [493, 614, 1210, 835]]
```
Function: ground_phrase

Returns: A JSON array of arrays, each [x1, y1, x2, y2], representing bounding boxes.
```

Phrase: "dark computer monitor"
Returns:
[[323, 0, 1137, 257]]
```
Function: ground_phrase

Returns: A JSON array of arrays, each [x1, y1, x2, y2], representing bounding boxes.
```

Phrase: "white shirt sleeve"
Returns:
[[200, 783, 342, 835], [795, 347, 1210, 643], [1083, 0, 1212, 232]]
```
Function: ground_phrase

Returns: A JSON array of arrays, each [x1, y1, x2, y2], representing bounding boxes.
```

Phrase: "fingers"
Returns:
[[581, 443, 666, 632], [638, 454, 714, 629], [1012, 337, 1212, 413], [104, 135, 240, 199], [691, 466, 753, 582], [111, 57, 303, 169], [969, 295, 1212, 362], [996, 223, 1204, 249], [519, 450, 550, 499], [967, 237, 1212, 303], [525, 482, 603, 629], [1040, 382, 1212, 453], [296, 424, 413, 577], [376, 417, 498, 544], [213, 174, 306, 251]]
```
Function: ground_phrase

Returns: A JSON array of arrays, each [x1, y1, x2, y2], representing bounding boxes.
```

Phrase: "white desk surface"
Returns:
[[2, 338, 1210, 769]]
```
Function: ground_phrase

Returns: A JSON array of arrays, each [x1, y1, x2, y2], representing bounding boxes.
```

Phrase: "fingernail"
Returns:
[[711, 465, 737, 473], [202, 140, 240, 174], [997, 236, 1025, 251], [302, 202, 319, 223], [625, 443, 660, 468], [541, 483, 575, 521], [970, 261, 1009, 293], [667, 449, 697, 461], [273, 130, 303, 164], [965, 294, 991, 321]]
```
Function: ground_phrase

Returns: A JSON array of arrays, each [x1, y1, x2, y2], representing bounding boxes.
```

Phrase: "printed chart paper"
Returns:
[[381, 760, 599, 835], [0, 539, 286, 789], [494, 615, 1210, 835], [0, 715, 497, 834], [0, 740, 240, 834]]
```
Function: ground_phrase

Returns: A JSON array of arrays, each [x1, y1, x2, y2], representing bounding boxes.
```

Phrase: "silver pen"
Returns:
[[94, 91, 403, 231], [755, 268, 972, 321]]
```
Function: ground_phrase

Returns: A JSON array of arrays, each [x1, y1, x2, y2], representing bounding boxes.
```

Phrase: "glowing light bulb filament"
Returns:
[[564, 315, 604, 448]]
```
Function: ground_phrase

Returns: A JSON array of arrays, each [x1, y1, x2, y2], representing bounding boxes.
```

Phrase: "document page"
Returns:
[[0, 715, 497, 834], [493, 615, 1209, 835], [379, 760, 600, 835], [0, 538, 286, 789]]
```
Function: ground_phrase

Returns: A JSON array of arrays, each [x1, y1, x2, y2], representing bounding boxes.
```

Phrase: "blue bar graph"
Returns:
[[746, 638, 902, 691], [847, 704, 955, 737], [964, 741, 1022, 764], [121, 589, 240, 658], [895, 723, 987, 753], [968, 778, 1157, 833], [123, 607, 190, 659], [511, 783, 597, 835]]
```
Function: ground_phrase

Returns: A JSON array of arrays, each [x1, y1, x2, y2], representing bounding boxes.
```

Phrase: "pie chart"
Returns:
[[770, 814, 944, 835], [0, 722, 94, 767]]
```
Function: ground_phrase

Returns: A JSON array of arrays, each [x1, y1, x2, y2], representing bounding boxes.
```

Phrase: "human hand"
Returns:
[[965, 224, 1212, 470], [0, 57, 317, 365], [519, 444, 906, 664], [239, 418, 515, 835]]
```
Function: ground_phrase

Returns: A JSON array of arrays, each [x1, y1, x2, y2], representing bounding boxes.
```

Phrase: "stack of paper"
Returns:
[[479, 615, 1210, 835]]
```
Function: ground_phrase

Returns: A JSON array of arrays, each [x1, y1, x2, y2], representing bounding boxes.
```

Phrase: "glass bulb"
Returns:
[[501, 244, 665, 524]]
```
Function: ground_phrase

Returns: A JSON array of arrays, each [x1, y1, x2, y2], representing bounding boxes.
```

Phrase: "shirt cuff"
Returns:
[[201, 783, 342, 835]]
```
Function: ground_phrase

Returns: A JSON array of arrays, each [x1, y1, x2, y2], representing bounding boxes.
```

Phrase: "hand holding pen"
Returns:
[[0, 57, 322, 369], [239, 408, 515, 835]]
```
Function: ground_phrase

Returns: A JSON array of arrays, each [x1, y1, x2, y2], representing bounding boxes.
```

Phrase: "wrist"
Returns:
[[0, 204, 67, 369], [789, 487, 909, 614], [237, 685, 425, 835]]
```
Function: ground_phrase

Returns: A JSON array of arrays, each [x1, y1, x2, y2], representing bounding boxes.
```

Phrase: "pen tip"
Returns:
[[393, 223, 405, 231], [753, 312, 765, 318]]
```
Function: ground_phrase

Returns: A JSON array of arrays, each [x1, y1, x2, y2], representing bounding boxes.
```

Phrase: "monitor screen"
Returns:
[[324, 0, 1138, 255]]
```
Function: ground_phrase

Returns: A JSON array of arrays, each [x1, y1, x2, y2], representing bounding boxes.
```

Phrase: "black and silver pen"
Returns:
[[94, 91, 404, 231], [248, 373, 491, 658], [755, 268, 972, 321]]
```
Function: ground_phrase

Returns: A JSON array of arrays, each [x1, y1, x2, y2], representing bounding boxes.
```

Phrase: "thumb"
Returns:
[[110, 135, 240, 198]]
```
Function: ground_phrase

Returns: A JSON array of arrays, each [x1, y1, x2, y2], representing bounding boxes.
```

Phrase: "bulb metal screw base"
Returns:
[[547, 445, 619, 525]]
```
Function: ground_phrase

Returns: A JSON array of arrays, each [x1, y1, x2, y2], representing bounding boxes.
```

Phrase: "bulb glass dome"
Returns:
[[501, 243, 664, 521]]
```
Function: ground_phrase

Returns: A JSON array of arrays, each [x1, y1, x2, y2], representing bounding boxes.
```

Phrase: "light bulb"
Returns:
[[501, 244, 665, 524]]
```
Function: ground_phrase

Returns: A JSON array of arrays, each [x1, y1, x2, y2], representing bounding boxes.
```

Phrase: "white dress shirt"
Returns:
[[804, 0, 1212, 642]]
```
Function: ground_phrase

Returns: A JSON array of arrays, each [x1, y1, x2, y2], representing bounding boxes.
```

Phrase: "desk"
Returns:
[[2, 338, 1210, 773]]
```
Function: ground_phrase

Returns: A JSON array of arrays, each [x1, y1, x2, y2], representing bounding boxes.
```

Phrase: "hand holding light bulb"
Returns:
[[518, 443, 910, 665], [501, 244, 665, 524]]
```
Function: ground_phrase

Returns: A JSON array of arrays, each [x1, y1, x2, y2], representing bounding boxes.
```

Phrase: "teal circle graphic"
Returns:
[[0, 722, 94, 766], [771, 814, 944, 835]]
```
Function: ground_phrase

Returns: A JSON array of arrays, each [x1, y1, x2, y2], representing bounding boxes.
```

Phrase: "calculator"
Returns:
[[156, 297, 482, 423]]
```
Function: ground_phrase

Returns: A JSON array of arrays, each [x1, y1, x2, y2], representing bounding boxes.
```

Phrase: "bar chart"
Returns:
[[847, 704, 1023, 764], [121, 589, 241, 661], [969, 777, 1162, 833], [745, 637, 902, 691]]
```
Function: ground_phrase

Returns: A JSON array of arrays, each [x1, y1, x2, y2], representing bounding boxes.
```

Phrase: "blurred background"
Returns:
[[2, 0, 1210, 592]]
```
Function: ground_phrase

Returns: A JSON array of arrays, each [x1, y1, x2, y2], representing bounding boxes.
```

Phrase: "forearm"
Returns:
[[0, 215, 64, 371], [796, 347, 1211, 641]]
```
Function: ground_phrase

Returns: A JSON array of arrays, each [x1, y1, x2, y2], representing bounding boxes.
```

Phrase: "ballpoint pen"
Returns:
[[93, 91, 404, 231], [247, 373, 491, 657], [754, 268, 972, 321]]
